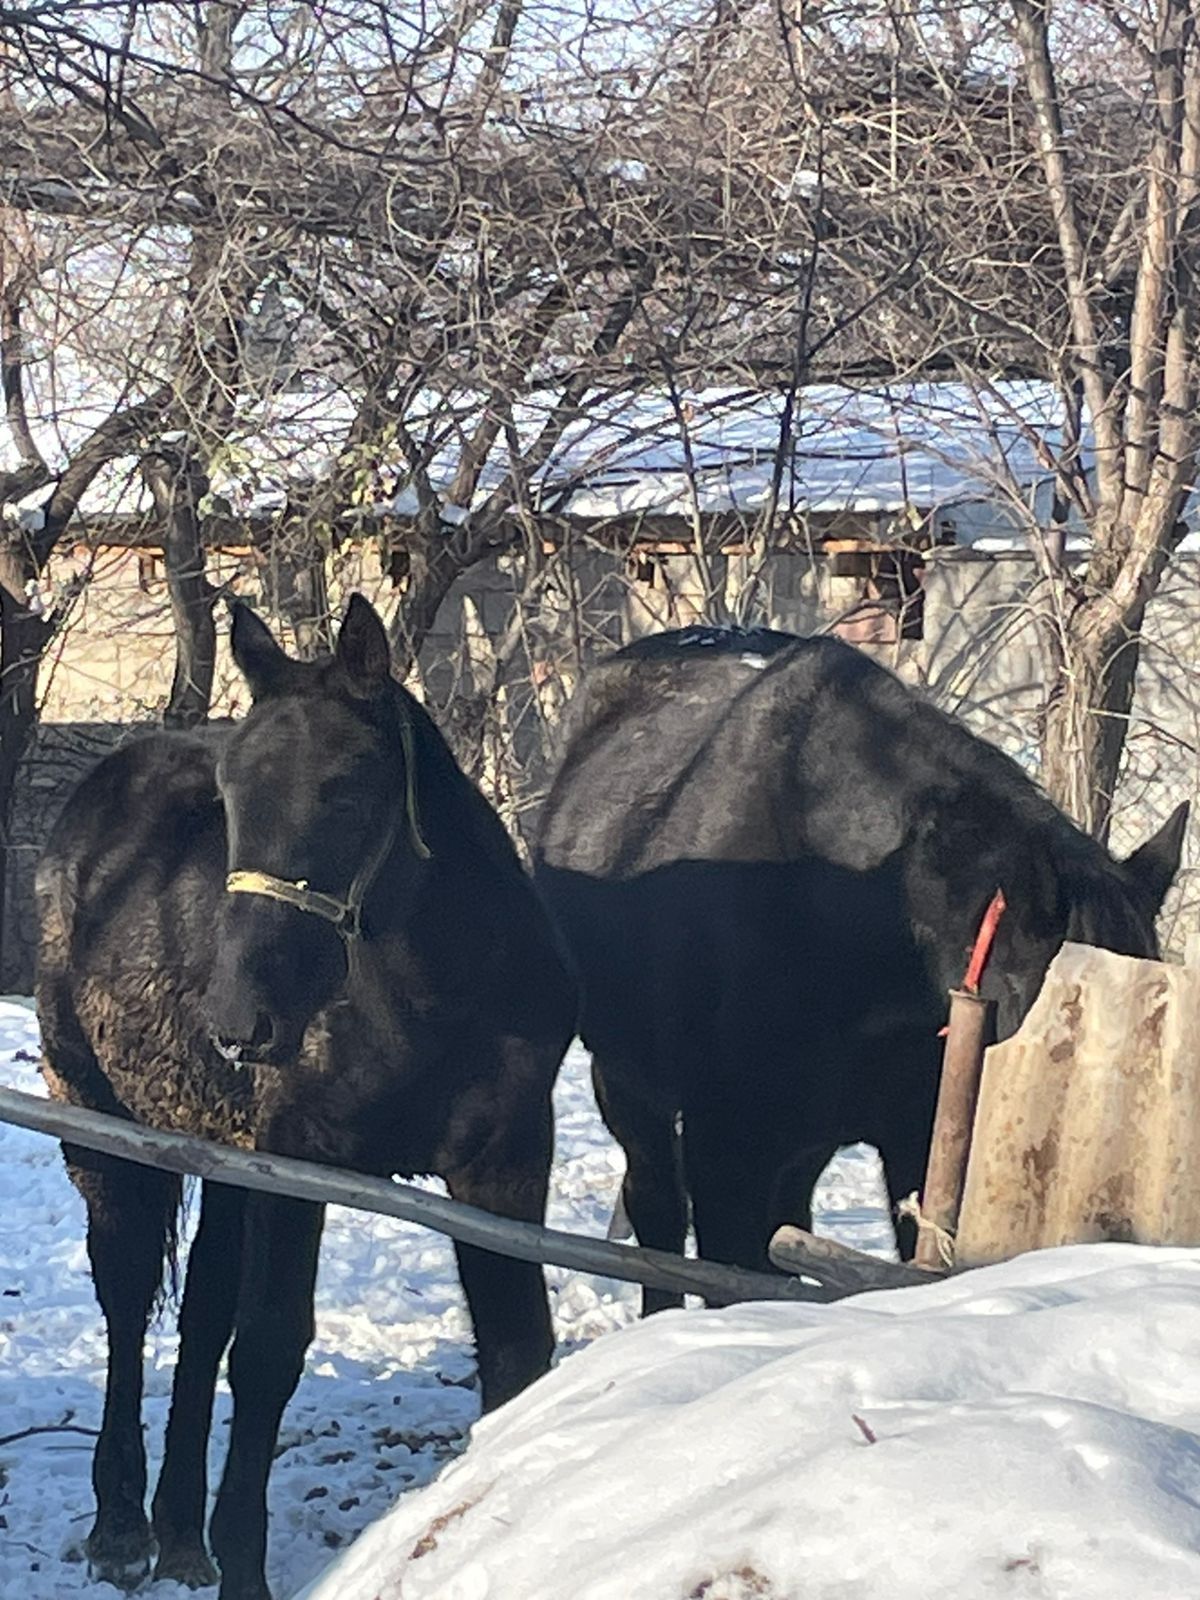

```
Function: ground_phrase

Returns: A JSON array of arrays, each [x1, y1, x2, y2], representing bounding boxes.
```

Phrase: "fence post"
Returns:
[[915, 988, 992, 1270]]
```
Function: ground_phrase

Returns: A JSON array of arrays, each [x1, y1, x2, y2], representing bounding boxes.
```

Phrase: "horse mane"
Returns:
[[617, 624, 801, 661], [836, 641, 1160, 956]]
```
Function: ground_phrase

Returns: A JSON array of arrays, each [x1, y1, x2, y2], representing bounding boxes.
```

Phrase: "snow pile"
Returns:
[[300, 1249, 1200, 1600]]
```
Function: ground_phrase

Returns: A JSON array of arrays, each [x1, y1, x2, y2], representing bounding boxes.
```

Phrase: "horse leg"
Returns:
[[65, 1144, 179, 1588], [152, 1180, 245, 1587], [683, 1113, 774, 1284], [592, 1057, 687, 1317], [444, 1081, 555, 1410], [209, 1194, 324, 1600]]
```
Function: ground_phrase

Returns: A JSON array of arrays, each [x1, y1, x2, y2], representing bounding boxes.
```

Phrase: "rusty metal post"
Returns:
[[916, 988, 993, 1271]]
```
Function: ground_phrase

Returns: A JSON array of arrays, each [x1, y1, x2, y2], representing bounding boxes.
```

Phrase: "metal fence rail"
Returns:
[[0, 1085, 936, 1302]]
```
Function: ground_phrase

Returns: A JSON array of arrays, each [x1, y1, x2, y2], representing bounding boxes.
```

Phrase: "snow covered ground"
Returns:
[[10, 994, 1200, 1600], [0, 995, 889, 1599]]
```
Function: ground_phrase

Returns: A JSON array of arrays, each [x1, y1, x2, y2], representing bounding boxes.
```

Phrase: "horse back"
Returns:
[[539, 630, 889, 880], [38, 731, 226, 953], [35, 732, 237, 1134]]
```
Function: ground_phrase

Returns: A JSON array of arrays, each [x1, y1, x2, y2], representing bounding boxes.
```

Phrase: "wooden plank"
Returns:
[[768, 1225, 945, 1293]]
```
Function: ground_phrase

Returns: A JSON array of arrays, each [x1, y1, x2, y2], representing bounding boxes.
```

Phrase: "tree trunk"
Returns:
[[0, 588, 51, 982], [389, 545, 469, 672], [0, 391, 175, 981], [1040, 603, 1145, 842], [266, 518, 332, 661], [142, 446, 217, 728]]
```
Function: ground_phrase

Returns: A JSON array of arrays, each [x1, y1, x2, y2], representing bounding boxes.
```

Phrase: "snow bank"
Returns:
[[300, 1246, 1200, 1600]]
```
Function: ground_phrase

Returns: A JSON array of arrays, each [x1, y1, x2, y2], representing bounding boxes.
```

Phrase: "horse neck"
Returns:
[[900, 815, 1056, 997]]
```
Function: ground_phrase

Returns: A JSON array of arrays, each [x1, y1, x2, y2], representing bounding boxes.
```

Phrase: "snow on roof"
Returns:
[[0, 374, 1086, 533], [0, 373, 364, 526], [535, 381, 1072, 521], [966, 528, 1200, 555]]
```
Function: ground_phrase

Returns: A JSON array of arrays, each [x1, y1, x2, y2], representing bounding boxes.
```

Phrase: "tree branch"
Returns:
[[1, 269, 44, 470], [38, 384, 176, 559], [1010, 0, 1122, 499]]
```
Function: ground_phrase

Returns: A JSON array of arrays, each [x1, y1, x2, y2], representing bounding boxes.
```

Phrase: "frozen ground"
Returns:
[[0, 996, 890, 1599], [9, 996, 1200, 1600]]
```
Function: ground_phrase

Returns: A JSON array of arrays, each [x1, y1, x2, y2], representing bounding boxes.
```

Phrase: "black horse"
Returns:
[[36, 596, 575, 1600], [535, 625, 1187, 1307]]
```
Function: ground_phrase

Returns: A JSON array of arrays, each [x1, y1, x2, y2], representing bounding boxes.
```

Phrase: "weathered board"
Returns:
[[0, 1085, 954, 1302], [955, 942, 1200, 1267]]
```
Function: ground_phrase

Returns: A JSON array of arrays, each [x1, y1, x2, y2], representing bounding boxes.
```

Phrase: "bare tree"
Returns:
[[11, 0, 1196, 889], [718, 0, 1200, 837], [1009, 0, 1200, 837], [0, 3, 715, 972], [0, 202, 179, 973]]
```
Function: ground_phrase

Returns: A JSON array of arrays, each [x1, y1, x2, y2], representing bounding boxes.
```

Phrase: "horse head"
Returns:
[[202, 595, 428, 1065], [984, 800, 1191, 1037]]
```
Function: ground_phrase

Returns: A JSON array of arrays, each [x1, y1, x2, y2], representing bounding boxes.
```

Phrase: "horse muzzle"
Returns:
[[204, 987, 303, 1070]]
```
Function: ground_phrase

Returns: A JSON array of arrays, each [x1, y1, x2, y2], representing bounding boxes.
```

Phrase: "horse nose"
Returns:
[[206, 986, 277, 1056], [230, 1011, 274, 1049]]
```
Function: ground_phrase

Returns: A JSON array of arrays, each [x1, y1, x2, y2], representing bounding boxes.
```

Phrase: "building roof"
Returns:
[[0, 372, 1103, 542], [529, 382, 1071, 524]]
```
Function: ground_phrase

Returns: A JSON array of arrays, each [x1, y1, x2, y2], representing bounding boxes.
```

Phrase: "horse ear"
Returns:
[[336, 594, 392, 697], [230, 602, 291, 700], [1124, 800, 1190, 917]]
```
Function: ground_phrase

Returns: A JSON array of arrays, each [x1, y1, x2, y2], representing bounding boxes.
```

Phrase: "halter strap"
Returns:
[[398, 706, 431, 863], [225, 869, 365, 936], [224, 706, 431, 941]]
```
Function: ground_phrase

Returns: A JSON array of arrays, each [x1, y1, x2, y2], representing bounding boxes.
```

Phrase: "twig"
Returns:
[[0, 1424, 100, 1448]]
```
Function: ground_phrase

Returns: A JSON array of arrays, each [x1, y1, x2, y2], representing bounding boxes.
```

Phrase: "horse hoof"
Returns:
[[217, 1580, 272, 1600], [86, 1525, 155, 1590], [155, 1541, 220, 1589]]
